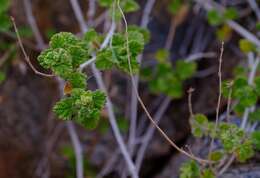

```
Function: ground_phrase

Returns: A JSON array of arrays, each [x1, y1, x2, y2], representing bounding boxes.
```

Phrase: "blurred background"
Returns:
[[0, 0, 260, 177]]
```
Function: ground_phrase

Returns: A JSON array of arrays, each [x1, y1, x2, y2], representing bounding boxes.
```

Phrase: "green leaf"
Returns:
[[180, 160, 200, 178], [216, 24, 232, 41], [0, 0, 10, 14], [209, 151, 223, 161], [239, 39, 256, 53], [53, 97, 75, 120], [201, 169, 215, 178], [117, 117, 129, 133], [235, 140, 254, 162], [249, 108, 260, 122], [251, 131, 260, 150], [218, 123, 245, 152], [207, 10, 223, 26], [128, 30, 145, 56], [0, 71, 6, 84], [190, 114, 209, 138], [54, 89, 106, 129], [0, 14, 11, 32], [65, 72, 87, 89], [256, 22, 260, 31], [120, 0, 139, 13], [128, 25, 150, 43], [175, 60, 197, 81], [95, 49, 114, 70], [235, 86, 257, 108], [50, 32, 79, 49], [38, 48, 73, 78], [98, 0, 113, 7], [155, 49, 170, 64], [168, 0, 182, 14], [68, 44, 88, 68], [232, 77, 257, 108], [224, 8, 238, 20], [221, 80, 233, 98], [254, 76, 260, 95]]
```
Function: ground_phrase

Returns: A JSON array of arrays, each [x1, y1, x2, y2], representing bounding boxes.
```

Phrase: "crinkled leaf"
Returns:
[[180, 160, 200, 178], [175, 60, 197, 81]]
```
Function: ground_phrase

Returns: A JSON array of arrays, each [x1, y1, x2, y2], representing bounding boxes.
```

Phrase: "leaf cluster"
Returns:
[[54, 89, 106, 129], [190, 114, 255, 162], [38, 32, 106, 129], [92, 26, 149, 74], [0, 0, 11, 32], [207, 8, 238, 26], [145, 49, 197, 98], [180, 160, 215, 178]]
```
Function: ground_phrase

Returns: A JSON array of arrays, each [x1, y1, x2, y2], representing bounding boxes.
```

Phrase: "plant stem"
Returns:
[[66, 122, 84, 178], [69, 0, 138, 177]]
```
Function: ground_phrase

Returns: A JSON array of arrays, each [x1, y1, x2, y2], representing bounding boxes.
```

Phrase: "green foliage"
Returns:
[[168, 0, 182, 14], [147, 52, 197, 98], [190, 114, 209, 138], [209, 151, 223, 162], [37, 32, 107, 129], [98, 0, 113, 7], [155, 49, 170, 63], [239, 39, 256, 53], [216, 24, 232, 41], [53, 89, 106, 129], [256, 22, 260, 31], [95, 28, 147, 74], [223, 8, 238, 20], [251, 131, 260, 150], [235, 139, 254, 162], [201, 169, 215, 178], [207, 10, 223, 26], [128, 25, 150, 43], [117, 117, 129, 133], [0, 0, 11, 32], [249, 108, 260, 122], [120, 0, 139, 13], [180, 160, 200, 178], [207, 8, 238, 26], [38, 32, 89, 78], [0, 71, 6, 84], [175, 60, 197, 80]]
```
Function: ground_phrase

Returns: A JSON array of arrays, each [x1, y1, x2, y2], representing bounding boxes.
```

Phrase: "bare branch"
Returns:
[[23, 0, 45, 49], [11, 17, 54, 77], [118, 1, 212, 164], [66, 122, 84, 178]]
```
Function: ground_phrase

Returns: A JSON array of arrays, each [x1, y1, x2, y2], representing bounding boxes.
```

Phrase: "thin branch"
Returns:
[[226, 81, 233, 122], [247, 0, 260, 21], [218, 55, 260, 175], [87, 0, 96, 26], [195, 0, 260, 47], [135, 97, 171, 172], [118, 1, 212, 164], [69, 1, 138, 177], [91, 64, 138, 178], [23, 0, 45, 49], [69, 0, 88, 33], [208, 41, 224, 160], [11, 17, 54, 77], [185, 52, 216, 62], [140, 0, 156, 27], [66, 122, 84, 178], [188, 87, 195, 117], [128, 0, 156, 158], [218, 155, 235, 175]]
